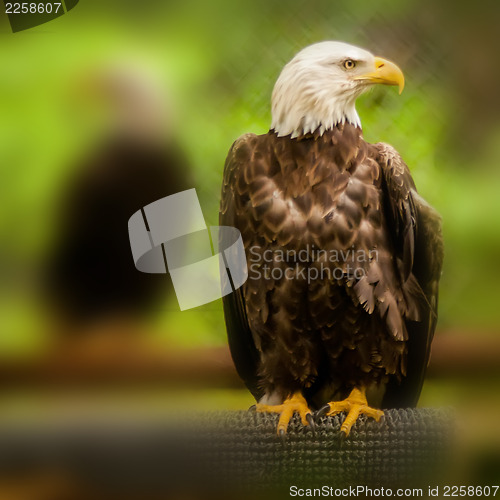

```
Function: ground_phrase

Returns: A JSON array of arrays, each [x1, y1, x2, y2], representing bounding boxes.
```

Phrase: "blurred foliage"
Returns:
[[0, 0, 500, 353]]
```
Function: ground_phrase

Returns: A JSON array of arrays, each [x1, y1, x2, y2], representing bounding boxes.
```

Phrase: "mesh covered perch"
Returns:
[[0, 408, 454, 495]]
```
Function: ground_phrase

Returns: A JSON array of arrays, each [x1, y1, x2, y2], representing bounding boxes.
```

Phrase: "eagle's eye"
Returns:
[[343, 59, 356, 70]]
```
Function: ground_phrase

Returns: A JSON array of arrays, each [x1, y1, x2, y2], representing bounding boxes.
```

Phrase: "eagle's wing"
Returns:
[[220, 134, 263, 401], [376, 143, 444, 408]]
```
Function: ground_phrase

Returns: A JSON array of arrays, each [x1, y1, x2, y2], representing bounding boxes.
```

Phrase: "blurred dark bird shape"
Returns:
[[44, 64, 190, 338]]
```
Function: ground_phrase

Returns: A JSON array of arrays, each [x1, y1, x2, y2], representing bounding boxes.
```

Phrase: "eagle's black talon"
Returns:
[[339, 430, 347, 444], [306, 413, 316, 435], [316, 404, 331, 419], [248, 404, 257, 412], [278, 429, 287, 444]]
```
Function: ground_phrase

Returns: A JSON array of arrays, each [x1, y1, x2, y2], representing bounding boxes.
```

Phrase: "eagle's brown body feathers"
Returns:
[[220, 123, 442, 409]]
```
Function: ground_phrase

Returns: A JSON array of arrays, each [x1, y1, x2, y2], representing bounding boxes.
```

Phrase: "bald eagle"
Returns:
[[220, 42, 443, 437]]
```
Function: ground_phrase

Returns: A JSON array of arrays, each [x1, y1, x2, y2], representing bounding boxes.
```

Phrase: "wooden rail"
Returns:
[[0, 332, 497, 389]]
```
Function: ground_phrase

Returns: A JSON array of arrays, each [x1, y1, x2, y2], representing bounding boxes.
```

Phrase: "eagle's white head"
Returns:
[[271, 41, 404, 138]]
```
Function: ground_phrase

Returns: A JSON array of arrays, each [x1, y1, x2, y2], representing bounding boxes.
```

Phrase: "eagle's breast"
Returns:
[[221, 123, 436, 397], [241, 125, 387, 261]]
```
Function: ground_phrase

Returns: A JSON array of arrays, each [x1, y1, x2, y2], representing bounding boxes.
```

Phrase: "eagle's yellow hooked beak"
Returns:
[[355, 57, 405, 94]]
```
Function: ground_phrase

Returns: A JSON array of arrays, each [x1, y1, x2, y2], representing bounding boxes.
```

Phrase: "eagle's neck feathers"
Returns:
[[270, 64, 364, 138]]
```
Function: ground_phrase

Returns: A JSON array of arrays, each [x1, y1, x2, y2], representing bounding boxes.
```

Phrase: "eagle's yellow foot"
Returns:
[[317, 387, 384, 437], [256, 392, 314, 438]]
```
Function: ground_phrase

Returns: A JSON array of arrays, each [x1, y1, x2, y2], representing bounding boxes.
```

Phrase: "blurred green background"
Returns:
[[0, 0, 499, 487], [1, 0, 499, 346]]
